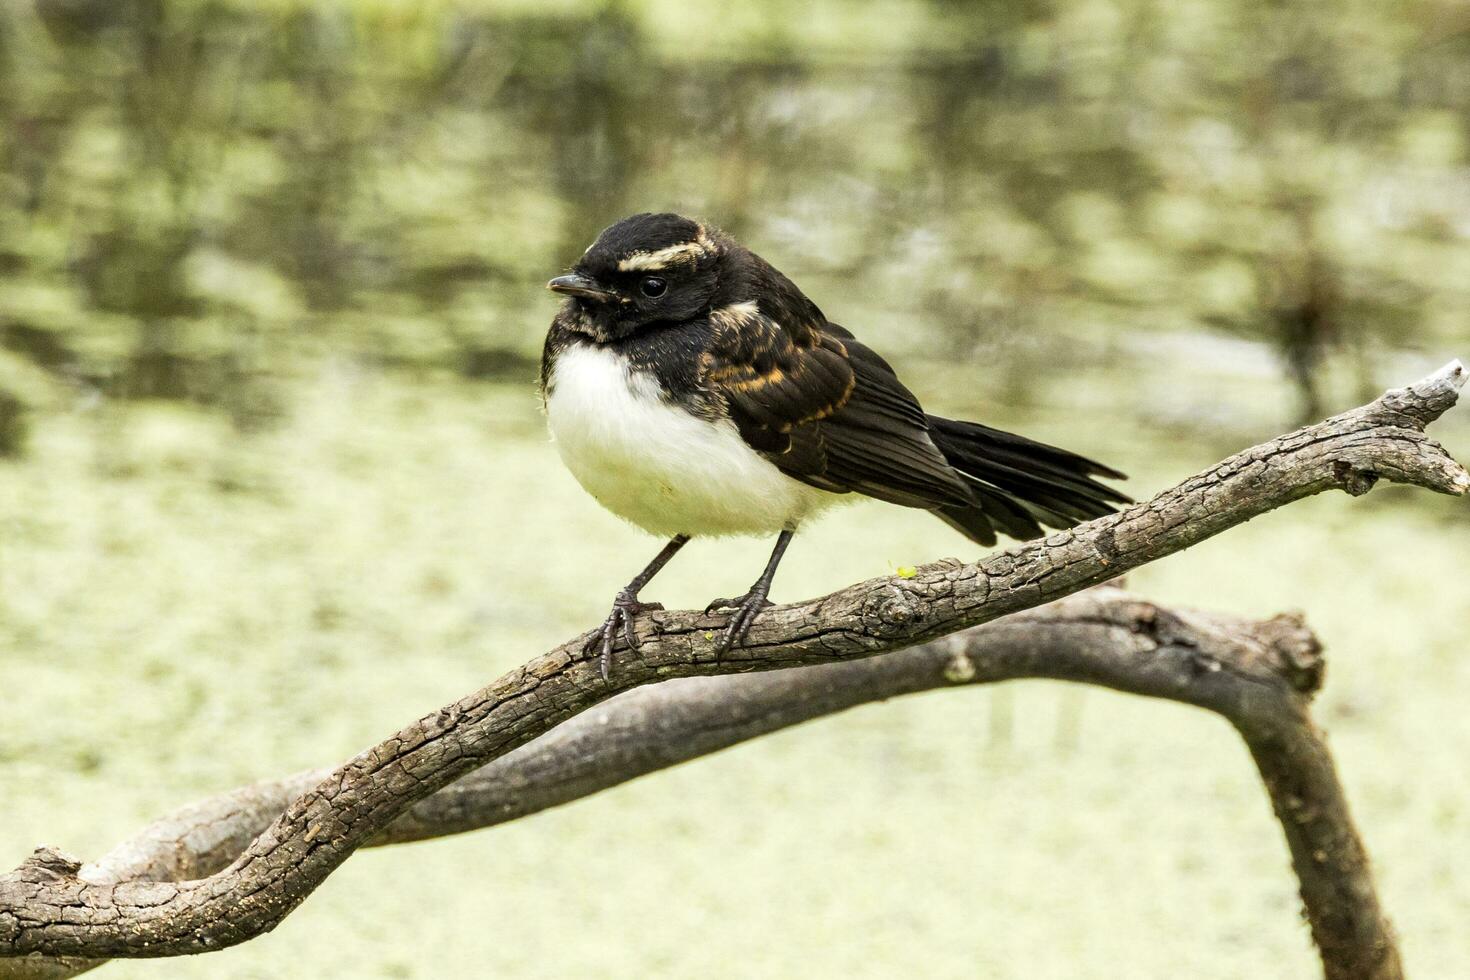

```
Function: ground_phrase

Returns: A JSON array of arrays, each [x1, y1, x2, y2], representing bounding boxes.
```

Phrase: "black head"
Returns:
[[548, 212, 725, 342]]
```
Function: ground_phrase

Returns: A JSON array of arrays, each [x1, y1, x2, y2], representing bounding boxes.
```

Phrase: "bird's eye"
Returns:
[[639, 276, 667, 298]]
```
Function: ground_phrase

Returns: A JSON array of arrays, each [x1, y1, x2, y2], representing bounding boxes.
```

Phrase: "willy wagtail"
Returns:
[[543, 213, 1128, 679]]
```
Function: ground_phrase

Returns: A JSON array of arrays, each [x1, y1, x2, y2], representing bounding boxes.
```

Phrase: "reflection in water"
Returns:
[[1, 0, 1468, 454]]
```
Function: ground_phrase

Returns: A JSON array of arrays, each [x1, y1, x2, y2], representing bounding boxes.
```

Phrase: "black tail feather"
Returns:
[[927, 415, 1130, 547]]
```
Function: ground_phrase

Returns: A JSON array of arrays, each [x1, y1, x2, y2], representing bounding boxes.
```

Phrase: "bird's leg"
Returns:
[[589, 534, 689, 682], [705, 528, 794, 654]]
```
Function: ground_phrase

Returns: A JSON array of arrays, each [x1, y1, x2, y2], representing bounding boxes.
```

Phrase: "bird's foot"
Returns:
[[705, 591, 775, 654], [587, 591, 665, 682]]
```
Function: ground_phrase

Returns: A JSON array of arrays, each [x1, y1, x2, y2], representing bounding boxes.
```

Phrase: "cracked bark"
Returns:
[[2, 360, 1466, 980]]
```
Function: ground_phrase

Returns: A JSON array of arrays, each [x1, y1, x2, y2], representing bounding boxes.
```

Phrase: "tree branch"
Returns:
[[2, 360, 1465, 975], [4, 591, 1370, 979]]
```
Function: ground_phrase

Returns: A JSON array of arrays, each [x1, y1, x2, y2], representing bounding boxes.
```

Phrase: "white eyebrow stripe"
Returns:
[[616, 241, 708, 272]]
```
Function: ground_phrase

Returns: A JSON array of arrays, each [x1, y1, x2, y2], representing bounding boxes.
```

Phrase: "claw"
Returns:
[[708, 591, 775, 655], [586, 592, 664, 681]]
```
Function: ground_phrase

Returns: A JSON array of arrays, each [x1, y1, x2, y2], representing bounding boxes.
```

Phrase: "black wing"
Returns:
[[703, 307, 975, 510]]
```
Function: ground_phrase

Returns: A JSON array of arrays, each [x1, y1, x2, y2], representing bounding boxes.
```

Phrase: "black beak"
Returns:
[[547, 273, 617, 303]]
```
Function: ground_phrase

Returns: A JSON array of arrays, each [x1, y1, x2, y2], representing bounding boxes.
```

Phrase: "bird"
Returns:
[[541, 212, 1128, 680]]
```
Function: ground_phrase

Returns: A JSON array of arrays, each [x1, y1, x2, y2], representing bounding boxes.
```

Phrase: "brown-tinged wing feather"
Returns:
[[703, 307, 855, 452], [704, 309, 975, 509]]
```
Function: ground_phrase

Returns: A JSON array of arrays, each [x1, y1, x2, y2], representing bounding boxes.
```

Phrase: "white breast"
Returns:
[[545, 344, 837, 538]]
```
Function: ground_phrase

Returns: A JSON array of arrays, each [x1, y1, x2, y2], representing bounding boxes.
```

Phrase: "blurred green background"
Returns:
[[2, 0, 1468, 977]]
